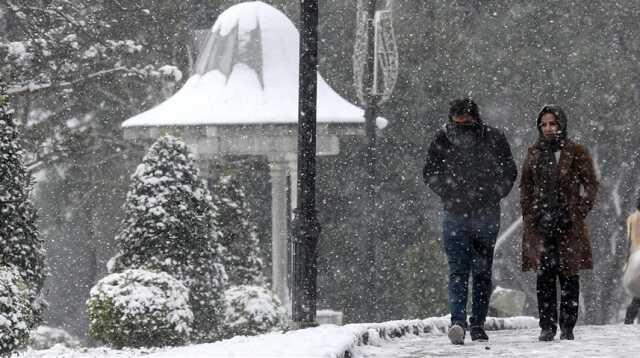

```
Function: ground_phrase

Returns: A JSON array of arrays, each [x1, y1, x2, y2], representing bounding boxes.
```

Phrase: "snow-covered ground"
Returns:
[[353, 324, 640, 358], [17, 316, 537, 358], [18, 317, 640, 358]]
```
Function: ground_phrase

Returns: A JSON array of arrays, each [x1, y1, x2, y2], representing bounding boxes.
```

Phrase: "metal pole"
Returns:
[[363, 0, 379, 323], [292, 0, 320, 327]]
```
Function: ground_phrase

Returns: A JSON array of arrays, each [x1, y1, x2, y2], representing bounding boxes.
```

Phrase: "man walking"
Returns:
[[423, 98, 517, 344]]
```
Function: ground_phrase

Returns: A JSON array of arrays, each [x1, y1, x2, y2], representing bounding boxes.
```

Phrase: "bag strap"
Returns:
[[626, 214, 634, 265]]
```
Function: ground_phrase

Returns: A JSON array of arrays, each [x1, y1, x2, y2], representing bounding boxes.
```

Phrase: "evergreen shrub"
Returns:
[[87, 269, 193, 348], [109, 134, 227, 342], [223, 285, 287, 338]]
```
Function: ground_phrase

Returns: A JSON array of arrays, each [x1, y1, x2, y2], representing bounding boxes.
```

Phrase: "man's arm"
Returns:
[[495, 132, 518, 199], [423, 135, 449, 199]]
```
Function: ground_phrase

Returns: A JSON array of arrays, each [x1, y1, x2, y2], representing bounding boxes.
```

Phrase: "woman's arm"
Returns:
[[576, 145, 599, 219]]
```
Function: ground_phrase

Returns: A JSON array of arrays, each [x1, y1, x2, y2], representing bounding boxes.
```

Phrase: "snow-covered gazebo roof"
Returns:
[[122, 1, 386, 128]]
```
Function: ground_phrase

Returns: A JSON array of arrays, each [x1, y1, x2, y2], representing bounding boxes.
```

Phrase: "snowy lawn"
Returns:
[[353, 323, 640, 358], [17, 316, 537, 358]]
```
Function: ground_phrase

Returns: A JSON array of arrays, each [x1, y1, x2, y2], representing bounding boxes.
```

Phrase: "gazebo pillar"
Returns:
[[288, 157, 298, 214], [268, 158, 291, 312]]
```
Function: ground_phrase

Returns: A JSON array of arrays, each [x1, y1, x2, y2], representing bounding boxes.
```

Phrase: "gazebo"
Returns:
[[122, 1, 386, 313]]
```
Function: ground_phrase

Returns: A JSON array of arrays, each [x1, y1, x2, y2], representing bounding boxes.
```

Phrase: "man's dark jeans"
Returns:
[[442, 209, 500, 327]]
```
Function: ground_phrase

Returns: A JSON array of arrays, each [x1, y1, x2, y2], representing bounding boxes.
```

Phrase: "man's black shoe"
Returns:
[[470, 326, 489, 342], [538, 328, 556, 341], [560, 330, 574, 340]]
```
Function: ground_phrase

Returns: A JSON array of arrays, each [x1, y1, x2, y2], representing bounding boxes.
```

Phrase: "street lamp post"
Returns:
[[353, 0, 380, 323], [354, 0, 398, 322], [292, 0, 320, 327]]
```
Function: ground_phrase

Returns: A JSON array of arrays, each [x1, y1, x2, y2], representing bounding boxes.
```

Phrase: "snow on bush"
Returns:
[[28, 326, 79, 350], [223, 285, 287, 338], [0, 265, 33, 355], [87, 269, 193, 348]]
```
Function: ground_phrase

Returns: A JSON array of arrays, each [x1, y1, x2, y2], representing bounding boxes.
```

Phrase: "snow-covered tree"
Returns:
[[1, 1, 184, 168], [110, 135, 227, 342], [87, 269, 193, 348], [0, 85, 45, 323], [212, 173, 265, 286]]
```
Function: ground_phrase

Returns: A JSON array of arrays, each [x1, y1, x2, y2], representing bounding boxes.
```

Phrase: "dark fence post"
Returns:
[[292, 0, 320, 327]]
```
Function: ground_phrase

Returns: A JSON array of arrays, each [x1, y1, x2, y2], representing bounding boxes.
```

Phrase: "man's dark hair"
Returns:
[[637, 194, 640, 210], [449, 98, 479, 120]]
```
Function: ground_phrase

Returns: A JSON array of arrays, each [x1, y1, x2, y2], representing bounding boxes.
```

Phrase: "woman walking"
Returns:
[[520, 105, 599, 341], [624, 196, 640, 324]]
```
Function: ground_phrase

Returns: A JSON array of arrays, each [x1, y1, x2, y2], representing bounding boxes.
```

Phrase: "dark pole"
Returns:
[[292, 0, 320, 327], [362, 0, 379, 322]]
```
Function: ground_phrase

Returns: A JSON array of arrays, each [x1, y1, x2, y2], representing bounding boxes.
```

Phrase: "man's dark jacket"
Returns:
[[423, 122, 517, 214]]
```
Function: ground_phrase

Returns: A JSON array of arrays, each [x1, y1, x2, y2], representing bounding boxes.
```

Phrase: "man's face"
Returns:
[[451, 114, 475, 125], [540, 113, 559, 139]]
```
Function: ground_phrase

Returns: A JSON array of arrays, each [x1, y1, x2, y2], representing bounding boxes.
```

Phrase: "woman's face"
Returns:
[[540, 113, 559, 139]]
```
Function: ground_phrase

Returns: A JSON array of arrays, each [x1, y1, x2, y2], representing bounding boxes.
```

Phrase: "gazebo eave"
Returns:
[[122, 122, 367, 158]]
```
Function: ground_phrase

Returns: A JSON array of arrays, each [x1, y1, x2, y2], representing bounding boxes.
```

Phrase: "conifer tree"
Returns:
[[212, 173, 265, 286], [0, 85, 46, 324], [110, 134, 227, 342]]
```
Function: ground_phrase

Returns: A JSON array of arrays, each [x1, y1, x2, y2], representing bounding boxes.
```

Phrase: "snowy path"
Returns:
[[352, 324, 640, 358]]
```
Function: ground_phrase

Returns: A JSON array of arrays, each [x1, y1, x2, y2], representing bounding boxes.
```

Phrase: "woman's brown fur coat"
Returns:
[[520, 140, 599, 275]]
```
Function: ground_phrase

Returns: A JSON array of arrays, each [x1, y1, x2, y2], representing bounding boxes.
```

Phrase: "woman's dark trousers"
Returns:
[[536, 235, 580, 333]]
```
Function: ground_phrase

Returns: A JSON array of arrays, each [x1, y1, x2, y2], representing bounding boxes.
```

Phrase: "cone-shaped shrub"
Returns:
[[110, 134, 227, 341]]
